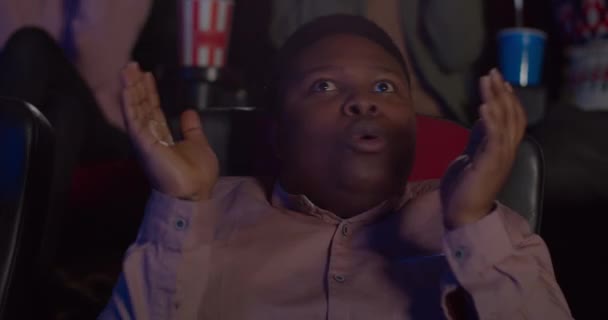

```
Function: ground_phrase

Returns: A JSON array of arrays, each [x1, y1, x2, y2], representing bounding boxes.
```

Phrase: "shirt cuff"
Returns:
[[135, 190, 204, 251], [442, 204, 513, 275]]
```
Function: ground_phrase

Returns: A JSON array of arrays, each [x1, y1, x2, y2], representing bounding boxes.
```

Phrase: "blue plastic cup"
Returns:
[[498, 28, 547, 87]]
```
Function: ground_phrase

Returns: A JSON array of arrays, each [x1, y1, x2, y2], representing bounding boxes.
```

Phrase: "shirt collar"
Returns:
[[270, 182, 412, 225]]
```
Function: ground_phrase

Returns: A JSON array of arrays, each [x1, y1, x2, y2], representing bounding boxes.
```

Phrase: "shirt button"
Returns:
[[341, 224, 350, 237], [174, 217, 188, 230], [333, 274, 346, 283], [454, 247, 467, 260]]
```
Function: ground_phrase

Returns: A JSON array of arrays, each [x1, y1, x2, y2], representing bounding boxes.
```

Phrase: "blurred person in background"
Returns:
[[0, 0, 152, 317]]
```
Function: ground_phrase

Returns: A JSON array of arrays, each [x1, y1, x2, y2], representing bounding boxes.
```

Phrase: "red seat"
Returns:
[[409, 115, 470, 181]]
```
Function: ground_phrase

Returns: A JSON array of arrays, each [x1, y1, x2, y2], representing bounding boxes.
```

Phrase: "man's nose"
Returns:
[[342, 93, 380, 117]]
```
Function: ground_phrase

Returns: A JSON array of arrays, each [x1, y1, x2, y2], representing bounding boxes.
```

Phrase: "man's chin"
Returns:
[[334, 159, 401, 193]]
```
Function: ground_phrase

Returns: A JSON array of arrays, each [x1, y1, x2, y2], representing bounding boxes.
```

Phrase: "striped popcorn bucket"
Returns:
[[180, 0, 234, 69]]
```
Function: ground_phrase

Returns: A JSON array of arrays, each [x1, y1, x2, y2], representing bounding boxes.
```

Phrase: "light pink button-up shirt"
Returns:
[[99, 177, 572, 319]]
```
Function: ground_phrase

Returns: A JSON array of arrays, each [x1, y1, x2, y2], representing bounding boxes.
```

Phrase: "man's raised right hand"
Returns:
[[121, 62, 219, 201]]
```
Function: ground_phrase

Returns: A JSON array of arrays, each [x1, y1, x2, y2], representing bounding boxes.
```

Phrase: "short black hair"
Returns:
[[264, 14, 411, 114]]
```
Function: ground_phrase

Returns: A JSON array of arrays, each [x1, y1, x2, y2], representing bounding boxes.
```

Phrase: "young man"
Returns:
[[100, 15, 572, 319]]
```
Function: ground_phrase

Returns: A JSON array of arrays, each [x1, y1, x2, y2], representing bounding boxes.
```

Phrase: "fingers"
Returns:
[[482, 73, 507, 152], [121, 62, 174, 149], [493, 70, 526, 142], [478, 69, 526, 146], [121, 63, 145, 134], [143, 72, 174, 145], [489, 70, 509, 129], [180, 109, 210, 146], [143, 72, 161, 112], [121, 82, 138, 128], [472, 69, 528, 183], [122, 62, 144, 94], [478, 103, 501, 157], [478, 75, 503, 160], [479, 75, 494, 103]]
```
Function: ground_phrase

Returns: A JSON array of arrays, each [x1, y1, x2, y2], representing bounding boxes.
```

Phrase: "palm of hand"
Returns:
[[122, 63, 219, 201], [440, 70, 526, 230]]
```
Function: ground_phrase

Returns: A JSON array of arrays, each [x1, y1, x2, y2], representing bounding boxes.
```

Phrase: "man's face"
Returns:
[[277, 34, 416, 199]]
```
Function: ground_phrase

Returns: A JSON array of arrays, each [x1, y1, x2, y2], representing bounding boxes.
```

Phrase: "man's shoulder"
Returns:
[[212, 176, 275, 201]]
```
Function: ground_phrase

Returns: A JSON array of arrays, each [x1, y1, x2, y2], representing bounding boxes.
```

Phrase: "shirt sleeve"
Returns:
[[98, 190, 217, 320], [440, 204, 573, 319]]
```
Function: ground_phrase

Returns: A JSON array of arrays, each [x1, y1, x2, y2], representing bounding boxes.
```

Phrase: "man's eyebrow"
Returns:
[[291, 64, 404, 80], [290, 65, 343, 80]]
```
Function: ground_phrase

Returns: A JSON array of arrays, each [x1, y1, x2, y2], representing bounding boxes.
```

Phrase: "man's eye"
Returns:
[[311, 80, 337, 92], [373, 81, 395, 93]]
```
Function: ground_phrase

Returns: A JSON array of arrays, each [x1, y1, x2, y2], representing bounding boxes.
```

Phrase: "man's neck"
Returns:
[[317, 189, 390, 219], [279, 177, 404, 219]]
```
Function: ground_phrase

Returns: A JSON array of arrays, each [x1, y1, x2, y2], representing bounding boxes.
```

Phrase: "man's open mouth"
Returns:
[[347, 122, 388, 153]]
